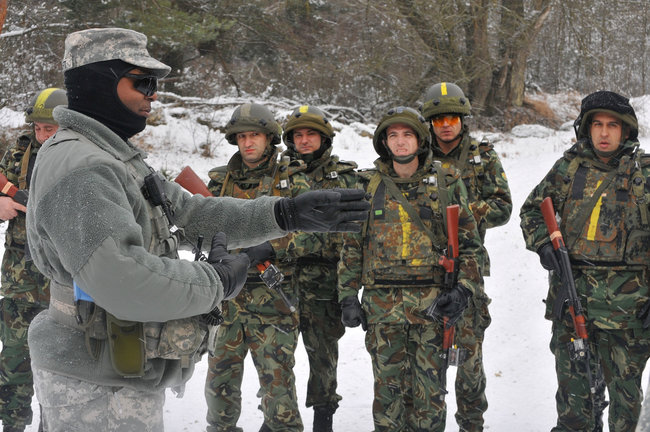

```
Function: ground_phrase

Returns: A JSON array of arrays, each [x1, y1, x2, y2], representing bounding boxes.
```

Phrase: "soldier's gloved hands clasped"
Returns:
[[428, 285, 471, 326], [537, 242, 559, 271], [637, 300, 650, 329], [242, 241, 275, 267], [207, 233, 250, 301], [340, 296, 367, 331], [274, 189, 370, 233]]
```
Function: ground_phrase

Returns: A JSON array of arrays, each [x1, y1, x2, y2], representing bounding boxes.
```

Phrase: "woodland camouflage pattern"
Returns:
[[205, 146, 310, 431], [0, 133, 49, 429], [520, 137, 650, 431], [282, 146, 357, 411], [338, 152, 483, 431], [431, 132, 512, 430]]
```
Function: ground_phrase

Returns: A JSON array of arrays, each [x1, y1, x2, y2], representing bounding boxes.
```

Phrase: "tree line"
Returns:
[[1, 0, 649, 129]]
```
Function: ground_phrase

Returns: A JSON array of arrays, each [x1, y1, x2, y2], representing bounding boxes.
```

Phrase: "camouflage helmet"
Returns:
[[25, 88, 68, 124], [574, 90, 638, 141], [420, 82, 471, 119], [282, 105, 335, 150], [225, 103, 282, 145], [373, 106, 431, 159]]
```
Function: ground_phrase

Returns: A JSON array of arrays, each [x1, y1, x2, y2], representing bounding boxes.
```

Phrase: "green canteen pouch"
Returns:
[[106, 313, 145, 378]]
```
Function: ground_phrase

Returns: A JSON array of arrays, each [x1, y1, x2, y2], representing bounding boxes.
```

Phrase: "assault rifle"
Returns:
[[174, 166, 294, 311], [0, 172, 28, 207], [425, 204, 466, 400], [540, 197, 598, 410]]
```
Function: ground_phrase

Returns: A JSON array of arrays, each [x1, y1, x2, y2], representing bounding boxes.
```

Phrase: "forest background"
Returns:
[[1, 0, 650, 138]]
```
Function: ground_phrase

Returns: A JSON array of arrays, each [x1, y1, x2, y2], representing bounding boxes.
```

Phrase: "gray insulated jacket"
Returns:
[[26, 107, 286, 392]]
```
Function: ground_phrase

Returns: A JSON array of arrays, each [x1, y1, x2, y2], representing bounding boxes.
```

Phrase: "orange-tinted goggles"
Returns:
[[431, 115, 461, 128]]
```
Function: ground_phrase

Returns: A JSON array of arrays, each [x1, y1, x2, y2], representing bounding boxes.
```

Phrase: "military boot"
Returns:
[[313, 406, 335, 432]]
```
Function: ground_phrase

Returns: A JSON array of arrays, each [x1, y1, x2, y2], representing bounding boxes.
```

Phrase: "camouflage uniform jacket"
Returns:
[[520, 138, 650, 330], [338, 153, 483, 324], [282, 147, 358, 300], [432, 133, 512, 275], [0, 132, 49, 304], [208, 148, 311, 325]]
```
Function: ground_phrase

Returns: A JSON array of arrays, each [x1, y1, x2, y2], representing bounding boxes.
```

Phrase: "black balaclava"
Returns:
[[65, 59, 147, 141]]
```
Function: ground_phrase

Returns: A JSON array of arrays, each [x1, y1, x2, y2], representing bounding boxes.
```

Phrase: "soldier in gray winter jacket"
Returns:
[[25, 27, 369, 432]]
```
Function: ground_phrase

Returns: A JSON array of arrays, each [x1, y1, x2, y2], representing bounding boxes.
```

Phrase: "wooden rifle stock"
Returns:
[[540, 197, 588, 340], [0, 172, 28, 206], [174, 166, 213, 197]]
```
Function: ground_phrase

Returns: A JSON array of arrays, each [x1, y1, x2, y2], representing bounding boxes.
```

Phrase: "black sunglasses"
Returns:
[[123, 72, 158, 97]]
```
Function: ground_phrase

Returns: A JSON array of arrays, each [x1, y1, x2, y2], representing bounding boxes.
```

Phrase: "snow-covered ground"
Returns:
[[1, 93, 649, 431]]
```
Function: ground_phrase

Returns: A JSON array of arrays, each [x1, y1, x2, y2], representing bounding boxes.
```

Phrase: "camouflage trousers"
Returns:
[[298, 293, 344, 410], [365, 321, 477, 432], [453, 299, 490, 432], [32, 366, 165, 432], [205, 321, 302, 432], [0, 298, 46, 429], [550, 322, 650, 432]]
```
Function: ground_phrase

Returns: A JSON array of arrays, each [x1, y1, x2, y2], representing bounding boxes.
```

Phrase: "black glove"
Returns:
[[207, 233, 250, 301], [242, 242, 275, 267], [427, 285, 471, 326], [537, 242, 559, 271], [340, 296, 367, 331], [274, 189, 370, 233], [637, 300, 650, 329]]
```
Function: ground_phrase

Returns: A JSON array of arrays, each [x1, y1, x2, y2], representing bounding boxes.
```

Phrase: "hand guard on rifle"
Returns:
[[427, 285, 471, 326], [537, 242, 559, 271], [274, 189, 370, 233], [340, 295, 367, 331], [242, 242, 275, 267], [207, 233, 250, 301]]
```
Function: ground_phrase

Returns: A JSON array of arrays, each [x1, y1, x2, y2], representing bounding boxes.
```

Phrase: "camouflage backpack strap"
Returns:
[[272, 155, 293, 197], [471, 137, 489, 178], [631, 147, 650, 227], [219, 171, 231, 197]]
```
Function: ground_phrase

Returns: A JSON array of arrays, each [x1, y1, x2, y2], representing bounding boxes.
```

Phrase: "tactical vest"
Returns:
[[360, 162, 451, 287], [559, 146, 650, 269], [48, 138, 207, 377]]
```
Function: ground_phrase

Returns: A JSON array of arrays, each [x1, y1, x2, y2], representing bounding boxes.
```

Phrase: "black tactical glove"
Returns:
[[242, 242, 275, 267], [340, 295, 367, 331], [207, 233, 250, 301], [537, 242, 559, 271], [274, 189, 370, 233], [637, 300, 650, 329], [427, 285, 471, 326]]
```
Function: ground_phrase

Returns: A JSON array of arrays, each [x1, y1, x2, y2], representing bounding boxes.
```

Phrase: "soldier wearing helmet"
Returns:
[[281, 105, 358, 431], [338, 106, 484, 431], [0, 87, 66, 432], [204, 103, 313, 432], [521, 90, 650, 431], [420, 83, 512, 431]]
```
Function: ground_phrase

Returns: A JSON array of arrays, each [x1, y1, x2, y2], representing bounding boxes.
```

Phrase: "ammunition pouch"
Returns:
[[48, 281, 207, 378]]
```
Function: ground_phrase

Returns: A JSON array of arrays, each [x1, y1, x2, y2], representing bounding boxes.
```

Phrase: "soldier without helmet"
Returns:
[[520, 90, 650, 431]]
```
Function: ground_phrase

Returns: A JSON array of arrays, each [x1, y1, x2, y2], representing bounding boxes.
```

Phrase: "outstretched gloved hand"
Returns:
[[207, 233, 250, 301], [427, 285, 471, 326], [537, 242, 559, 271], [242, 241, 275, 267], [340, 295, 367, 331], [274, 189, 370, 232]]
